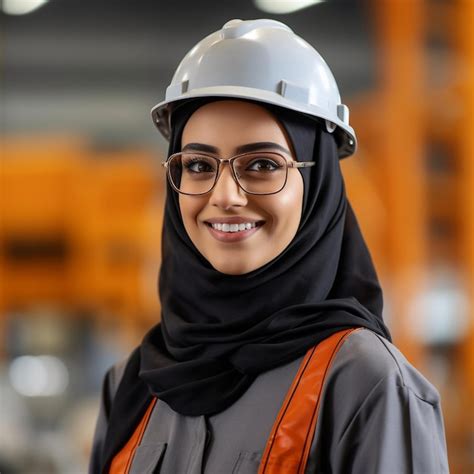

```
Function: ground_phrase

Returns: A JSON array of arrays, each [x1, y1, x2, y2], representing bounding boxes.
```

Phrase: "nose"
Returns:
[[208, 162, 248, 209]]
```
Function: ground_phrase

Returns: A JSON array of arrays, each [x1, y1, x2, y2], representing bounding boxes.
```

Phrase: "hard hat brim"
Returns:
[[151, 85, 357, 159]]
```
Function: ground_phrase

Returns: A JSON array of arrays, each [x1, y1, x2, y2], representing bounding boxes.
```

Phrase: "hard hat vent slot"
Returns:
[[278, 80, 309, 104], [337, 104, 349, 124]]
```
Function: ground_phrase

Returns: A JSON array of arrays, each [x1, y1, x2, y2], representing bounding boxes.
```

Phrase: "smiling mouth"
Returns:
[[204, 221, 265, 233]]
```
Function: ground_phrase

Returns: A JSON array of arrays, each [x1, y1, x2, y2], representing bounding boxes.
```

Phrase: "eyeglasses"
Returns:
[[161, 151, 315, 196]]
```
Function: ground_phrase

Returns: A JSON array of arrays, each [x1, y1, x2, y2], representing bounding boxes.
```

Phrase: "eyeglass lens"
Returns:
[[168, 152, 288, 194]]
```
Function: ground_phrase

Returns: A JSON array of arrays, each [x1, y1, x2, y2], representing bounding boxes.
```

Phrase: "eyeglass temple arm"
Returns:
[[290, 162, 316, 168]]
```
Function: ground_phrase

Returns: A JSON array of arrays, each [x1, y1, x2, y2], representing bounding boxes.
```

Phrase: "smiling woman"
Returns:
[[89, 18, 449, 474], [178, 100, 305, 275]]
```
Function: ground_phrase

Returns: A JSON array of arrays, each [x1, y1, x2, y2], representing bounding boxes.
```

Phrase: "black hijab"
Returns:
[[99, 97, 392, 472]]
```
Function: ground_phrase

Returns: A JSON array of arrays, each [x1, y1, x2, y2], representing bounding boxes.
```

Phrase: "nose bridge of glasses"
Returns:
[[214, 158, 241, 189]]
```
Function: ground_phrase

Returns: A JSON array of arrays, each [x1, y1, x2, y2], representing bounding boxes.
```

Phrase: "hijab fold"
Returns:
[[99, 98, 391, 473]]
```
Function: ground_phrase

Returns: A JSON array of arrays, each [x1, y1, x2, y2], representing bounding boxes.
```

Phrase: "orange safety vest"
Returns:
[[109, 327, 362, 474]]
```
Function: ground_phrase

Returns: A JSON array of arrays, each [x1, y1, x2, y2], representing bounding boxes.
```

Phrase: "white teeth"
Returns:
[[210, 222, 259, 233]]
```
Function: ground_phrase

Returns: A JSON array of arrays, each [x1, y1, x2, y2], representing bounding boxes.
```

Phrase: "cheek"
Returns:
[[179, 195, 205, 230], [267, 172, 304, 226]]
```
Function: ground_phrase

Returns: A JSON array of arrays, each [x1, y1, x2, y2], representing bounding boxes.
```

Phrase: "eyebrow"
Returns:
[[181, 141, 291, 156]]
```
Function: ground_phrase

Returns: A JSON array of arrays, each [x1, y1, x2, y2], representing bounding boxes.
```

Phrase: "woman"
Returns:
[[90, 19, 449, 473]]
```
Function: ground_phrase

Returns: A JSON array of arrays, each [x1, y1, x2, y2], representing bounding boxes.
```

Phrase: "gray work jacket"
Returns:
[[89, 328, 450, 473]]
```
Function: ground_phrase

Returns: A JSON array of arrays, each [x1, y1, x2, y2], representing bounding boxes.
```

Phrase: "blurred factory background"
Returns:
[[0, 0, 473, 472]]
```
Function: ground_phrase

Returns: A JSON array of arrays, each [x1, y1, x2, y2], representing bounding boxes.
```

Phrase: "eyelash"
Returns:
[[183, 158, 216, 172]]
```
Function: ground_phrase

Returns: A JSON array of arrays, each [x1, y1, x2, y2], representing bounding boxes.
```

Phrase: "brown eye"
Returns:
[[246, 158, 282, 172], [182, 157, 216, 174]]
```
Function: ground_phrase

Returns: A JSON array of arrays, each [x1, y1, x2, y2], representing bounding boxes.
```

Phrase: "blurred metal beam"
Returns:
[[371, 0, 427, 365]]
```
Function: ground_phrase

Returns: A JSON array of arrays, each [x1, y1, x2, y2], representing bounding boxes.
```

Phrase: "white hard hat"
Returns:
[[151, 18, 357, 159]]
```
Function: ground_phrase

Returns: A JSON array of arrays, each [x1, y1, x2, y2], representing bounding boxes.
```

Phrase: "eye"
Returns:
[[246, 158, 282, 172], [183, 157, 216, 174]]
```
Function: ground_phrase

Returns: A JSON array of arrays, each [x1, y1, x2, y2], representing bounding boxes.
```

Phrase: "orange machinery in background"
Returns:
[[343, 2, 474, 471], [0, 136, 164, 349]]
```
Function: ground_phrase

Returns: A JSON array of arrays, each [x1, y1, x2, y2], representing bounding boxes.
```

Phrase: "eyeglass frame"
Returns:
[[161, 150, 316, 196]]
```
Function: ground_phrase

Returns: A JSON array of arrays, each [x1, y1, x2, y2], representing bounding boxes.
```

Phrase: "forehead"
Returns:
[[181, 100, 293, 154]]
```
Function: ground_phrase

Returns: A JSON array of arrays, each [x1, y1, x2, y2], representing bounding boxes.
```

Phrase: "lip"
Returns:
[[204, 216, 264, 225], [204, 220, 264, 243]]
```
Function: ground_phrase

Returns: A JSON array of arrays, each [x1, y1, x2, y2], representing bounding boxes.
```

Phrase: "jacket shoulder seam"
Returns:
[[357, 329, 406, 386]]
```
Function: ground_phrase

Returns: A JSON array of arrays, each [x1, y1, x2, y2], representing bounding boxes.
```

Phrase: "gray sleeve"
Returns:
[[88, 357, 129, 474], [331, 373, 450, 474]]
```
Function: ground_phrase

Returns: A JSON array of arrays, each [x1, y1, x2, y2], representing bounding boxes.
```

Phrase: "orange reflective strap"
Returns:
[[258, 327, 362, 474], [109, 396, 157, 474]]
